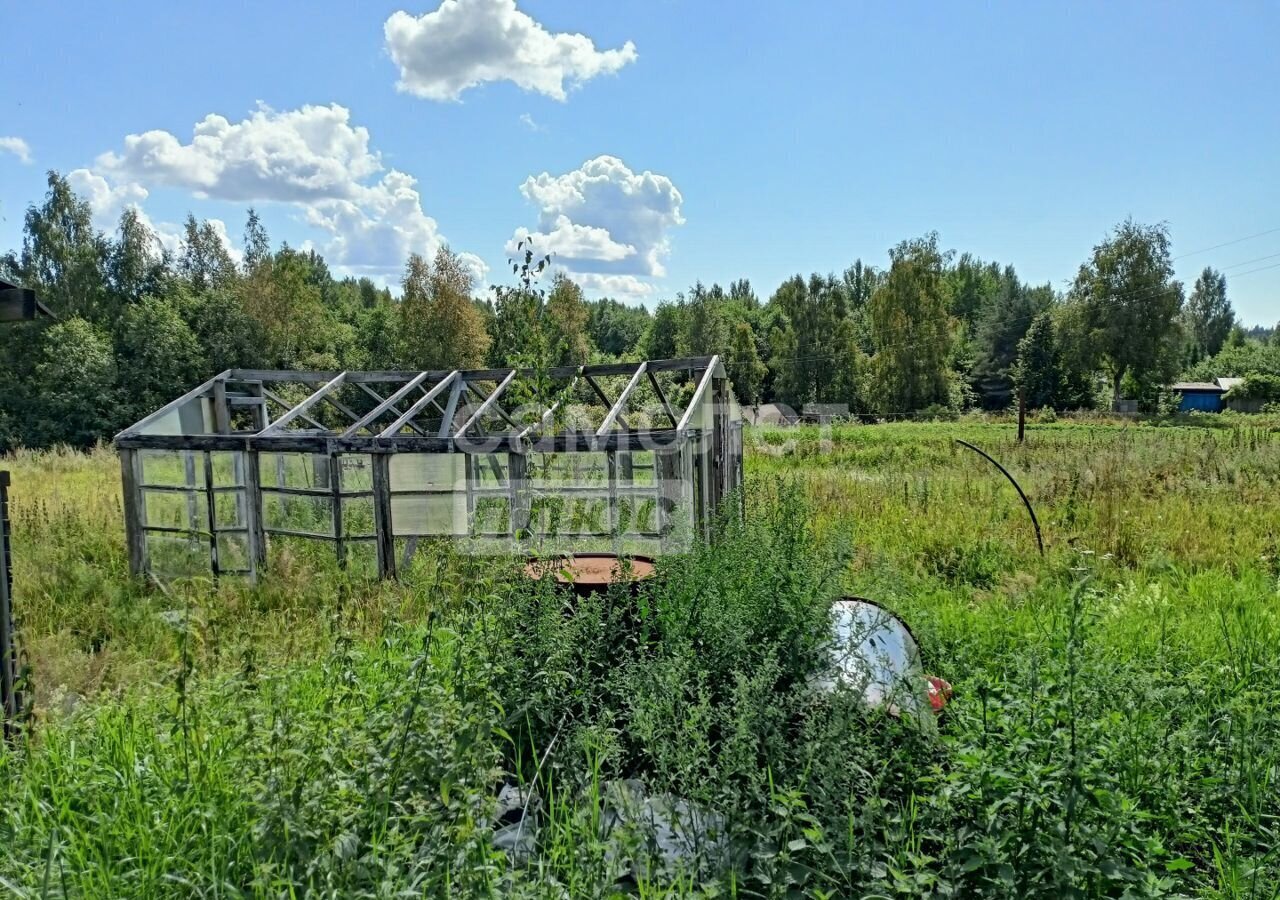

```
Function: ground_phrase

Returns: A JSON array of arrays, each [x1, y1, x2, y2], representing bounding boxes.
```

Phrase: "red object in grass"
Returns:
[[926, 676, 952, 713]]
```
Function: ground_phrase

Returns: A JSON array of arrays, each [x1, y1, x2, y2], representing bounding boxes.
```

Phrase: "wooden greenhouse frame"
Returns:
[[114, 356, 743, 581]]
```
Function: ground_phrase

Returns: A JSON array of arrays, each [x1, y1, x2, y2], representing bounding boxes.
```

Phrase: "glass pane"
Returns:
[[338, 455, 373, 493], [214, 490, 246, 529], [260, 453, 331, 491], [263, 493, 334, 536], [391, 493, 463, 536], [143, 489, 208, 533], [389, 453, 464, 492], [146, 532, 210, 579], [340, 496, 375, 537], [141, 450, 202, 487], [216, 534, 251, 573], [208, 451, 244, 487], [472, 496, 510, 535]]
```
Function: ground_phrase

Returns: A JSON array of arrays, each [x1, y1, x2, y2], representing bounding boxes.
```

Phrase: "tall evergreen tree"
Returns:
[[1182, 266, 1234, 359], [1013, 312, 1062, 409]]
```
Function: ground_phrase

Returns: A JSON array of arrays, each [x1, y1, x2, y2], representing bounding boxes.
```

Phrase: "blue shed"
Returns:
[[1170, 382, 1225, 412]]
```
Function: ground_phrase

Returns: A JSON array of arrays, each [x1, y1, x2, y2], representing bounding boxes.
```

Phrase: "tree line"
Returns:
[[2, 172, 1278, 449]]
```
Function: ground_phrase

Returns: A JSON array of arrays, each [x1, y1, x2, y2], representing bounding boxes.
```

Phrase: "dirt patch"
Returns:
[[525, 554, 655, 592]]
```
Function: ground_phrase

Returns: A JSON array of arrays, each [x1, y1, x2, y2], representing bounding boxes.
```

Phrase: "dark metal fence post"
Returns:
[[1, 471, 20, 741]]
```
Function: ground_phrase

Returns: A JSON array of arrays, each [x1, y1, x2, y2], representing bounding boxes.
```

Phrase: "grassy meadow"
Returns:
[[1, 419, 1279, 897]]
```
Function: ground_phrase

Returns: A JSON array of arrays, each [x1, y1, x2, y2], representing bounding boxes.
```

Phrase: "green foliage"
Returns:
[[26, 318, 120, 447], [868, 233, 955, 414], [586, 298, 650, 357], [6, 424, 1280, 895], [971, 267, 1053, 409], [769, 272, 862, 409], [1014, 312, 1062, 409], [398, 247, 491, 370], [114, 296, 204, 424], [2, 174, 1274, 454], [1184, 339, 1280, 382], [727, 320, 767, 404], [1182, 266, 1235, 359], [1226, 373, 1280, 402], [1072, 220, 1184, 404]]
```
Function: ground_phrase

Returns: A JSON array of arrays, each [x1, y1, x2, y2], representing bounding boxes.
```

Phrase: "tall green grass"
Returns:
[[1, 423, 1278, 897]]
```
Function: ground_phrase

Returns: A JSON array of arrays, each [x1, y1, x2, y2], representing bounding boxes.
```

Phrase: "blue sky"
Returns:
[[1, 0, 1277, 324]]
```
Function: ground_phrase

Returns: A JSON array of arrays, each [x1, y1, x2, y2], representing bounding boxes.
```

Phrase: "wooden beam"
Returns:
[[648, 369, 678, 427], [456, 370, 517, 436], [258, 372, 347, 436], [330, 452, 345, 569], [437, 376, 464, 437], [354, 382, 429, 436], [371, 454, 396, 580], [203, 451, 220, 578], [343, 372, 432, 436], [583, 374, 630, 431], [509, 451, 529, 539], [259, 388, 328, 431], [597, 362, 647, 435], [380, 371, 460, 437], [117, 370, 229, 438], [244, 450, 266, 573], [677, 355, 722, 433], [119, 449, 149, 576]]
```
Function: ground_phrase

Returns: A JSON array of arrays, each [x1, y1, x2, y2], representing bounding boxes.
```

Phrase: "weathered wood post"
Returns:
[[1, 471, 19, 741], [508, 450, 529, 543], [371, 452, 396, 580], [120, 448, 149, 576], [244, 449, 267, 573]]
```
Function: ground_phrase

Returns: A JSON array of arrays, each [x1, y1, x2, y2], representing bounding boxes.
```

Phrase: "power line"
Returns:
[[1230, 259, 1280, 279], [1173, 227, 1280, 261], [1220, 250, 1280, 271]]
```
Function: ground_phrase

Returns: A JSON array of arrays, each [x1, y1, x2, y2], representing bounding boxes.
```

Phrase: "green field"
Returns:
[[2, 421, 1279, 897]]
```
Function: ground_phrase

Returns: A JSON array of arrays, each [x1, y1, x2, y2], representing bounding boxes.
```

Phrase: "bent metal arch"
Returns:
[[114, 357, 743, 581]]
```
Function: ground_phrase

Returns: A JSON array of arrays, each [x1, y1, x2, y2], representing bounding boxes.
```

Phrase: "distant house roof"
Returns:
[[1216, 377, 1245, 392], [744, 403, 799, 425], [802, 403, 850, 416], [1170, 382, 1224, 393], [0, 277, 54, 322]]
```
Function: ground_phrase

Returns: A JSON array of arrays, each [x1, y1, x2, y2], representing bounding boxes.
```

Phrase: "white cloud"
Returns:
[[67, 168, 149, 230], [457, 251, 490, 290], [510, 155, 683, 294], [76, 103, 463, 281], [97, 103, 382, 203], [384, 0, 637, 102], [0, 137, 32, 164], [572, 272, 656, 298], [302, 170, 444, 276], [518, 113, 544, 132], [507, 215, 635, 263]]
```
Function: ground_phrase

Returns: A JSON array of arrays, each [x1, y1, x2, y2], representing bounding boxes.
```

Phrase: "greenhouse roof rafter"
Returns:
[[115, 356, 729, 456]]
